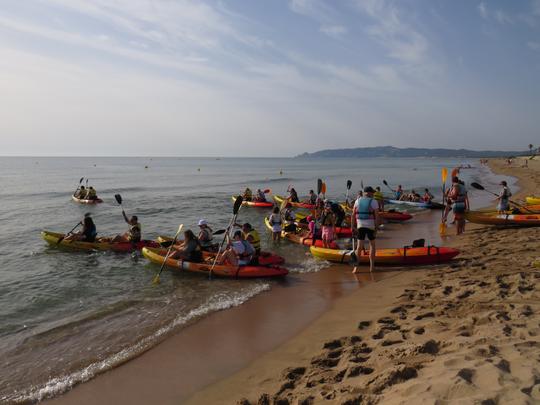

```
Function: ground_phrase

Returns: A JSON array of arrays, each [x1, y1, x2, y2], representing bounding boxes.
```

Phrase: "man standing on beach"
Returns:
[[496, 181, 511, 213], [351, 186, 379, 273]]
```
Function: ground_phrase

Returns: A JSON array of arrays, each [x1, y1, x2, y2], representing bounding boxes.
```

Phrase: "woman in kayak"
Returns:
[[170, 230, 203, 262], [75, 185, 86, 198], [65, 215, 97, 242], [242, 187, 253, 202], [268, 206, 282, 241], [197, 219, 214, 250], [111, 212, 141, 243], [86, 186, 98, 200], [218, 231, 255, 266], [288, 188, 299, 203], [254, 189, 267, 202]]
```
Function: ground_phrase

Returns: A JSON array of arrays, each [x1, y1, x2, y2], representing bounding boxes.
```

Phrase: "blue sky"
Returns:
[[0, 0, 539, 156]]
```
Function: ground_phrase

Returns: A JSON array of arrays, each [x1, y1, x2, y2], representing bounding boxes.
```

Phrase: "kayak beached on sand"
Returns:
[[72, 194, 103, 204], [142, 247, 288, 278], [231, 196, 274, 208], [465, 212, 540, 226], [310, 245, 460, 266], [264, 217, 339, 249], [41, 231, 160, 252]]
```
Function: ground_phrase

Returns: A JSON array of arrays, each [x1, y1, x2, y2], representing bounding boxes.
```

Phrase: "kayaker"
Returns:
[[288, 188, 299, 203], [329, 201, 346, 227], [410, 190, 421, 202], [448, 177, 469, 235], [86, 186, 98, 200], [65, 214, 97, 242], [197, 219, 214, 249], [307, 190, 317, 205], [320, 202, 336, 248], [242, 187, 253, 202], [496, 181, 512, 213], [423, 188, 434, 203], [281, 203, 296, 232], [351, 186, 379, 273], [171, 230, 203, 262], [241, 223, 261, 255], [268, 206, 282, 241], [373, 187, 384, 211], [75, 185, 86, 198], [395, 185, 403, 200], [218, 231, 255, 266], [255, 189, 266, 202], [111, 212, 141, 243]]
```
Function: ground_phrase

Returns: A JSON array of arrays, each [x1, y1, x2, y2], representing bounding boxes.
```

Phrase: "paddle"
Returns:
[[73, 177, 84, 197], [439, 168, 448, 235], [345, 180, 352, 205], [470, 182, 533, 213], [152, 224, 184, 284], [210, 196, 243, 279], [57, 221, 82, 245], [382, 179, 393, 195], [264, 188, 271, 194], [321, 182, 327, 198], [317, 179, 322, 196]]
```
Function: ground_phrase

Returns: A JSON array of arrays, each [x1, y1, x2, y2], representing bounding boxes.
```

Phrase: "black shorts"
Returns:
[[356, 227, 375, 241]]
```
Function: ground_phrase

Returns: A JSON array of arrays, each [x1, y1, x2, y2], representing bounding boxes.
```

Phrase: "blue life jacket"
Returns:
[[356, 198, 375, 220]]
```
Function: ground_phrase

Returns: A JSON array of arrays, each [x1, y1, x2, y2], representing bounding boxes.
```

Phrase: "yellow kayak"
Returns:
[[41, 231, 160, 252], [526, 196, 540, 205], [465, 211, 540, 226]]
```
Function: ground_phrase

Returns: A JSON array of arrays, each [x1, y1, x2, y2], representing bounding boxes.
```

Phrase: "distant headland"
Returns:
[[296, 146, 526, 159]]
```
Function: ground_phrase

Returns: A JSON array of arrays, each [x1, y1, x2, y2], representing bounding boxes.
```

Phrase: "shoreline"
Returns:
[[42, 158, 537, 404]]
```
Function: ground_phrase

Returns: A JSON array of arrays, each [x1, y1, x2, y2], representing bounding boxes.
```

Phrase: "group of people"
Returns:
[[74, 185, 99, 200], [242, 188, 267, 203], [393, 185, 434, 203], [65, 211, 141, 243]]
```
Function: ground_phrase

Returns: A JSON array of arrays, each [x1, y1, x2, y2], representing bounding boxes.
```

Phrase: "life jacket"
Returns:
[[373, 191, 384, 201], [356, 198, 375, 220], [450, 184, 467, 203], [128, 223, 141, 242], [88, 188, 97, 197], [243, 189, 252, 200], [245, 229, 261, 251]]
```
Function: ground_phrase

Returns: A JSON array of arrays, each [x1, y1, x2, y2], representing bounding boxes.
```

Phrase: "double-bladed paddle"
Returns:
[[73, 177, 84, 197], [152, 224, 184, 284], [470, 182, 533, 213], [382, 179, 393, 195]]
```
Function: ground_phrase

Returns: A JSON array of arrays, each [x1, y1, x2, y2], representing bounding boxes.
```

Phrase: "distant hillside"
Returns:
[[296, 146, 525, 158]]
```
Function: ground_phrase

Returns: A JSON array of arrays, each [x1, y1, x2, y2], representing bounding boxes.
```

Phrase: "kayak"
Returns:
[[142, 247, 288, 278], [465, 212, 540, 226], [264, 217, 339, 249], [475, 205, 540, 214], [310, 245, 460, 266], [339, 204, 413, 222], [526, 196, 540, 205], [232, 196, 274, 208], [294, 221, 352, 238], [385, 199, 444, 209], [156, 235, 285, 265], [72, 194, 103, 204], [273, 195, 315, 209], [41, 231, 160, 252]]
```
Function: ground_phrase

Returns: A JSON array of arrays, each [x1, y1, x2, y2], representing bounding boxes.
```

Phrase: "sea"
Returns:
[[0, 156, 508, 403]]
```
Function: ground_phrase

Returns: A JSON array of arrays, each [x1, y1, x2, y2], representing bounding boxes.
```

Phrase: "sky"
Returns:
[[0, 0, 539, 157]]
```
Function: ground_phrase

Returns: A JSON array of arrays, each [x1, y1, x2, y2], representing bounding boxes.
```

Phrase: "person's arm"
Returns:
[[351, 206, 357, 230], [122, 211, 129, 223]]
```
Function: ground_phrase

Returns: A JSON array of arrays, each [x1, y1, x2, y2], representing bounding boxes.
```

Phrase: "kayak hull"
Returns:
[[526, 196, 540, 205], [42, 231, 160, 252], [264, 218, 339, 249], [273, 195, 315, 209], [310, 245, 459, 266], [465, 212, 540, 226], [72, 195, 103, 204], [232, 196, 274, 208], [142, 247, 288, 278], [385, 199, 443, 209]]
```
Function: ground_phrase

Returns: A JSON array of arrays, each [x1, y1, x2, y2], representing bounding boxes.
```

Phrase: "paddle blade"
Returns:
[[441, 167, 448, 184], [439, 222, 447, 236], [264, 188, 271, 194], [174, 224, 184, 238], [213, 229, 226, 235], [383, 180, 388, 186], [152, 273, 161, 284], [346, 180, 352, 190], [233, 196, 243, 214], [317, 179, 322, 195], [159, 241, 174, 248], [79, 177, 84, 184], [321, 182, 327, 195], [114, 194, 122, 205], [470, 182, 484, 190]]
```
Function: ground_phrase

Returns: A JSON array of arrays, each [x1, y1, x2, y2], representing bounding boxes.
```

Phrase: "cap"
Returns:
[[198, 219, 208, 226], [364, 186, 375, 193]]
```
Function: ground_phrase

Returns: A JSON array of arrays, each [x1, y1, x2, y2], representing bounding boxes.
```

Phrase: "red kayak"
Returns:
[[232, 196, 274, 208], [264, 218, 339, 249]]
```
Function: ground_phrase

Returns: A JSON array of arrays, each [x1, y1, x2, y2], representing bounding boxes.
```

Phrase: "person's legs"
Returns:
[[368, 238, 376, 272]]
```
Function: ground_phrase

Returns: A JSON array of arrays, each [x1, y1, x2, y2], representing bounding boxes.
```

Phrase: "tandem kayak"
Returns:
[[264, 217, 339, 249], [310, 245, 460, 266], [142, 247, 288, 278], [273, 195, 315, 209], [465, 212, 540, 226], [72, 194, 103, 204], [231, 196, 274, 208], [156, 235, 285, 266], [41, 231, 160, 252], [385, 199, 444, 209], [526, 196, 540, 205]]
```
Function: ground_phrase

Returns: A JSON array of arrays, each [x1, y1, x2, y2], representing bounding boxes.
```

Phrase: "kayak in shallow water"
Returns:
[[339, 204, 413, 222], [72, 194, 103, 204], [264, 217, 339, 249], [231, 196, 273, 208], [310, 245, 460, 266], [465, 212, 540, 226], [156, 235, 285, 265], [385, 199, 444, 209], [526, 196, 540, 205], [142, 247, 288, 278], [41, 231, 160, 252], [273, 195, 315, 209]]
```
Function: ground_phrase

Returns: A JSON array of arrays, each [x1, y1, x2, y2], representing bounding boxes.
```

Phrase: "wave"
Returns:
[[3, 283, 270, 404]]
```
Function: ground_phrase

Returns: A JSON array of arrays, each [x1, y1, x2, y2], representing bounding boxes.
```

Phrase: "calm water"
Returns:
[[0, 156, 500, 403]]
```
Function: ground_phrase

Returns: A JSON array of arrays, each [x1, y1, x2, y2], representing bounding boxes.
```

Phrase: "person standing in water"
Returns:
[[351, 186, 379, 273], [448, 177, 469, 235]]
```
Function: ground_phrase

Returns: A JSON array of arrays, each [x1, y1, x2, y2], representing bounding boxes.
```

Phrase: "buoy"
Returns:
[[279, 169, 283, 175], [145, 165, 149, 169], [197, 168, 201, 172]]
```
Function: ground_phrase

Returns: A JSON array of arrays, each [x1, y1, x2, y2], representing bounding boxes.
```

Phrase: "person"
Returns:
[[85, 186, 98, 200], [410, 190, 421, 202], [268, 206, 282, 241], [448, 177, 469, 235], [197, 219, 214, 249], [65, 215, 97, 242], [496, 181, 512, 213], [241, 223, 261, 255], [320, 203, 336, 248], [281, 203, 296, 232], [242, 187, 253, 202], [307, 190, 317, 205], [329, 201, 346, 227], [423, 188, 434, 203], [218, 231, 255, 267], [306, 215, 320, 240], [351, 186, 379, 273], [288, 188, 299, 203], [395, 185, 403, 200], [255, 189, 266, 202], [373, 187, 384, 211], [111, 212, 141, 243], [170, 230, 203, 262], [75, 185, 86, 198]]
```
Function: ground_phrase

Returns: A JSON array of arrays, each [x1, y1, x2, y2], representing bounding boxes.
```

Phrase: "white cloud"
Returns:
[[320, 25, 347, 39], [478, 2, 488, 19]]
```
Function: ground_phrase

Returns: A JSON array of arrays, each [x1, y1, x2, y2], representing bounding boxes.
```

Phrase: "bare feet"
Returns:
[[352, 266, 358, 274]]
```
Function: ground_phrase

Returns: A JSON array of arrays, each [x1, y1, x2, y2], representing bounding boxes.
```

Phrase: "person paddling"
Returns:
[[65, 214, 97, 242], [75, 185, 86, 198], [351, 186, 379, 273], [111, 213, 141, 243], [86, 186, 98, 200], [242, 187, 253, 202], [255, 189, 266, 202], [170, 230, 203, 262], [423, 188, 434, 203]]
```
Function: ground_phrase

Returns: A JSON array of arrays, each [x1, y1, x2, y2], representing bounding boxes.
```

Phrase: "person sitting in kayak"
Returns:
[[75, 185, 86, 199], [320, 202, 336, 248], [288, 188, 299, 203], [218, 231, 255, 266], [65, 215, 97, 242], [268, 206, 282, 241], [241, 223, 261, 256], [242, 187, 253, 202], [496, 180, 512, 213], [197, 219, 214, 250], [373, 187, 385, 211], [422, 188, 434, 203], [171, 230, 203, 262], [306, 190, 317, 205], [281, 203, 296, 232], [410, 190, 421, 202], [255, 189, 267, 202], [86, 186, 98, 200], [111, 212, 141, 243]]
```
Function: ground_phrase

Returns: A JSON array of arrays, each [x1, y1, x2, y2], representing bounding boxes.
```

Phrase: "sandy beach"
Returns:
[[184, 157, 540, 404]]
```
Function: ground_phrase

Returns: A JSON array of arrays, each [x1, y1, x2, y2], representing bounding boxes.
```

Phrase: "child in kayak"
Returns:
[[268, 206, 282, 241], [255, 189, 266, 202], [218, 231, 255, 266]]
